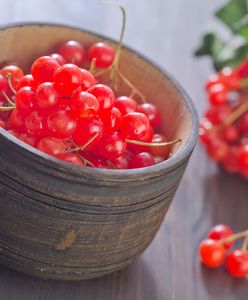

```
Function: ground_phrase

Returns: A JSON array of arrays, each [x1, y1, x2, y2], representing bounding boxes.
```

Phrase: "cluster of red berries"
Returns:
[[0, 40, 175, 169], [199, 224, 248, 277], [199, 59, 248, 178]]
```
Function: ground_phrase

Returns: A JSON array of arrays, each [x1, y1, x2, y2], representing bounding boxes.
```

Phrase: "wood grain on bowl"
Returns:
[[0, 24, 198, 280]]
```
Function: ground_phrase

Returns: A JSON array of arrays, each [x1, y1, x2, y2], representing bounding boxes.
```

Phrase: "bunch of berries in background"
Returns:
[[0, 40, 179, 169], [199, 224, 248, 278], [199, 59, 248, 179]]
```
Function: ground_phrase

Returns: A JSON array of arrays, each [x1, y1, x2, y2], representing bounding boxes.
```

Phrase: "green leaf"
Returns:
[[194, 33, 226, 57], [216, 0, 248, 38], [194, 32, 248, 71]]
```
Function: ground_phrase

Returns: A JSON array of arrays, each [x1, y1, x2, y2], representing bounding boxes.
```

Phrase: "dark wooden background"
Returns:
[[0, 0, 247, 299]]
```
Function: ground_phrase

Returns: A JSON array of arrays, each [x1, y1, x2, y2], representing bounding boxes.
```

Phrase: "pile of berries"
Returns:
[[0, 40, 178, 169], [199, 59, 248, 178], [199, 224, 248, 278]]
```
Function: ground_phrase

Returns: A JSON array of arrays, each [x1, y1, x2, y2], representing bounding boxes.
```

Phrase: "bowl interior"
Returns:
[[0, 24, 196, 164]]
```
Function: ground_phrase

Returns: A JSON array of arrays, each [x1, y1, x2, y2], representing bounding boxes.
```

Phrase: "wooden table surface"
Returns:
[[0, 0, 247, 299]]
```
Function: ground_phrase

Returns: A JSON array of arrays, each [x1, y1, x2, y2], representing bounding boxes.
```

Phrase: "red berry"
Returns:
[[120, 112, 150, 141], [137, 103, 161, 129], [36, 82, 59, 109], [129, 152, 155, 169], [0, 65, 24, 88], [31, 56, 59, 84], [87, 84, 115, 112], [100, 106, 122, 133], [37, 137, 66, 156], [0, 74, 8, 99], [226, 250, 248, 277], [199, 119, 219, 145], [239, 112, 248, 135], [80, 69, 96, 90], [205, 74, 221, 91], [199, 239, 226, 268], [70, 91, 99, 118], [25, 111, 47, 137], [53, 63, 82, 96], [10, 109, 25, 132], [0, 118, 7, 130], [16, 74, 37, 91], [219, 68, 240, 90], [221, 125, 240, 144], [207, 139, 229, 161], [87, 42, 115, 68], [50, 53, 66, 66], [127, 125, 153, 153], [57, 40, 86, 66], [15, 86, 36, 115], [208, 225, 234, 249], [205, 105, 232, 125], [111, 155, 129, 169], [98, 133, 127, 160], [114, 96, 138, 115], [149, 133, 170, 158], [72, 117, 102, 150], [208, 84, 228, 106], [47, 108, 77, 138], [19, 133, 37, 147], [57, 153, 83, 166]]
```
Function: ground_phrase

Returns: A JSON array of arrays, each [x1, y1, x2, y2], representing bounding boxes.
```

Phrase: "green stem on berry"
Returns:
[[126, 138, 182, 147], [6, 74, 16, 95], [68, 133, 99, 153], [220, 229, 248, 244], [2, 91, 15, 106], [89, 57, 97, 74]]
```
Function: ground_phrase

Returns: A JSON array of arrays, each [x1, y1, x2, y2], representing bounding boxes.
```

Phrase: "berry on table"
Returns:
[[199, 239, 226, 268]]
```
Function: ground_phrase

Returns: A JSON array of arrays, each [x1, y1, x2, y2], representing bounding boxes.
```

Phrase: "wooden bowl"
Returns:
[[0, 23, 198, 280]]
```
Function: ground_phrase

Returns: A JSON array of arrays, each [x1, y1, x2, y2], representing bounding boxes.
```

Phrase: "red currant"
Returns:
[[87, 84, 115, 111], [16, 74, 37, 91], [57, 153, 83, 166], [80, 69, 96, 90], [114, 96, 137, 115], [208, 84, 228, 106], [137, 103, 161, 129], [98, 133, 127, 160], [199, 239, 226, 268], [31, 56, 59, 83], [50, 53, 66, 66], [208, 224, 233, 249], [57, 40, 86, 66], [15, 86, 36, 115], [37, 137, 65, 156], [47, 108, 77, 138], [53, 63, 82, 96], [120, 112, 150, 141], [87, 42, 115, 68], [70, 91, 99, 118], [129, 152, 155, 168], [0, 65, 24, 88], [25, 110, 47, 137], [36, 82, 59, 109], [226, 250, 248, 277]]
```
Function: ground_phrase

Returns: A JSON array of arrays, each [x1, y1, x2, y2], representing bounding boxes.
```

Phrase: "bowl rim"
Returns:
[[0, 22, 199, 180]]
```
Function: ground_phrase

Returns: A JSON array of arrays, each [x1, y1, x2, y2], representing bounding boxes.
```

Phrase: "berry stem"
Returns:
[[76, 153, 95, 167], [2, 91, 16, 106], [220, 229, 248, 244], [116, 68, 146, 103], [0, 105, 15, 111], [68, 132, 99, 153], [241, 235, 248, 251], [214, 100, 248, 131], [126, 138, 182, 147], [6, 74, 17, 95], [89, 58, 97, 74]]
